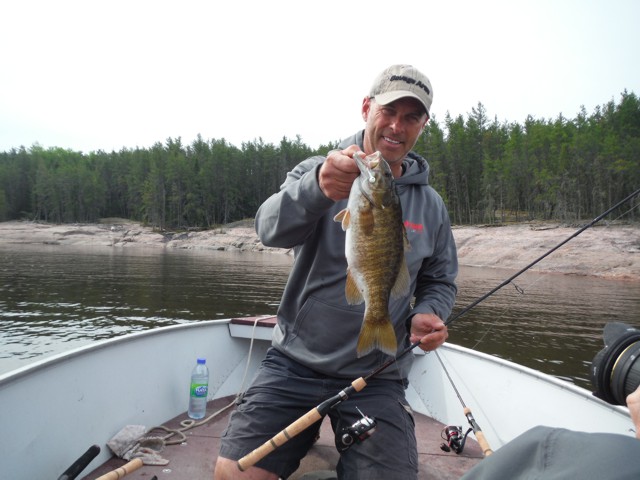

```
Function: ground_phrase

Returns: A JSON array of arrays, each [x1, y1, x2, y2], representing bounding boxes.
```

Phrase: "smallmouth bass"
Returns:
[[334, 151, 411, 357]]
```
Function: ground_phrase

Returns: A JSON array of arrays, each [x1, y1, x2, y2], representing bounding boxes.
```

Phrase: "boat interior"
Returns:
[[79, 316, 484, 479], [80, 394, 483, 480]]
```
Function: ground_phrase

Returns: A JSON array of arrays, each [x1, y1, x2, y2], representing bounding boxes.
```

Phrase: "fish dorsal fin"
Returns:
[[391, 256, 411, 299], [333, 208, 350, 231], [345, 268, 364, 305]]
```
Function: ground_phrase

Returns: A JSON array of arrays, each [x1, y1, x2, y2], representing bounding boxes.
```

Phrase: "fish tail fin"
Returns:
[[356, 315, 397, 358]]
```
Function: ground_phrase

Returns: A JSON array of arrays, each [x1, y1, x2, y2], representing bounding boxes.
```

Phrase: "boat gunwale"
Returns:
[[1, 315, 629, 420], [0, 318, 234, 386], [438, 342, 630, 417], [1, 315, 634, 479]]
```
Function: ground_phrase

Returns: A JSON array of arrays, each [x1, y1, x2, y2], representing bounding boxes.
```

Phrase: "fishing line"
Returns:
[[452, 188, 639, 351], [445, 187, 640, 328], [435, 351, 467, 409], [236, 188, 639, 470], [342, 189, 640, 379], [371, 191, 640, 376], [610, 200, 640, 222], [467, 266, 549, 350], [437, 188, 640, 439]]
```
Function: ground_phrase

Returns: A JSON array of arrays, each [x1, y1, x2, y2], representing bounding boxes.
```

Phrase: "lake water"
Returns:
[[1, 244, 639, 391]]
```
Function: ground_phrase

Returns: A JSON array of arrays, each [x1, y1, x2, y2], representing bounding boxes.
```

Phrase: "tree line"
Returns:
[[0, 91, 638, 228]]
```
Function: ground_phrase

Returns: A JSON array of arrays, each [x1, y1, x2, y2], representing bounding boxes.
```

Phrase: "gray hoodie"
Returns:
[[255, 130, 458, 380]]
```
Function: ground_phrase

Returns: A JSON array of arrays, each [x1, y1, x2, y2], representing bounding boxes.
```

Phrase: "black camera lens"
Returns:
[[590, 322, 640, 406]]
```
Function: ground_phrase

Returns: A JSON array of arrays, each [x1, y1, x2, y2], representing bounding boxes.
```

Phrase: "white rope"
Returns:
[[157, 316, 264, 444]]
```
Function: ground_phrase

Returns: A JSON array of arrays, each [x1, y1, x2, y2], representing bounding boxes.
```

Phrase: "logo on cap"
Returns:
[[389, 74, 431, 97]]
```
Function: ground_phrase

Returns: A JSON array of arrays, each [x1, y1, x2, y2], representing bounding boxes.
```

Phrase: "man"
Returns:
[[214, 65, 458, 480]]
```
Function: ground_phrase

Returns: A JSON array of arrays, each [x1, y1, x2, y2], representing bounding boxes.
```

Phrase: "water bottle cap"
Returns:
[[197, 358, 206, 364]]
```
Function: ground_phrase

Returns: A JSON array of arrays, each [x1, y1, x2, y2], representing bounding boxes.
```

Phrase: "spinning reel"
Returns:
[[440, 425, 473, 454], [335, 407, 377, 452]]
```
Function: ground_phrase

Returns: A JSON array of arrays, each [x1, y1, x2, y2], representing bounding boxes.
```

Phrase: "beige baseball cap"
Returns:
[[369, 64, 433, 117]]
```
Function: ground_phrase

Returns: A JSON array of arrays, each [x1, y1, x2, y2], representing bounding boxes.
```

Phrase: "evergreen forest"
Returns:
[[1, 91, 638, 229]]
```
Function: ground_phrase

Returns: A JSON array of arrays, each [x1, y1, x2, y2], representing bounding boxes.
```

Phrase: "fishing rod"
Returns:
[[237, 327, 488, 470], [237, 338, 431, 470], [237, 187, 639, 471], [237, 320, 473, 470], [237, 376, 368, 471], [445, 186, 640, 327], [367, 188, 640, 369], [435, 350, 493, 456], [431, 187, 639, 458]]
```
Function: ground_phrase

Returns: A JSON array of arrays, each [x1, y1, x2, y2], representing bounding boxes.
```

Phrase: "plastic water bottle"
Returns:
[[188, 358, 209, 419]]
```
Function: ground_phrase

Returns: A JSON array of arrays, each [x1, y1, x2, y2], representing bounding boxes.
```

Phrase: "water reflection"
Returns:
[[1, 244, 638, 391], [451, 267, 640, 388], [0, 245, 292, 372]]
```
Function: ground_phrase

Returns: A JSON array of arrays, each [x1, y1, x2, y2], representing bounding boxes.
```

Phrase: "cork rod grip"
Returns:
[[94, 458, 144, 480], [351, 377, 367, 392], [474, 430, 493, 456], [463, 407, 493, 456], [237, 407, 323, 471]]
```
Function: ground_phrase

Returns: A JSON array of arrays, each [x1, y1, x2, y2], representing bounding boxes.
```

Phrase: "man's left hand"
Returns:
[[410, 313, 448, 352]]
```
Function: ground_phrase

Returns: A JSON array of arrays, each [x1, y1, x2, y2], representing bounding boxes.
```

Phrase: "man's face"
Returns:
[[362, 96, 429, 171]]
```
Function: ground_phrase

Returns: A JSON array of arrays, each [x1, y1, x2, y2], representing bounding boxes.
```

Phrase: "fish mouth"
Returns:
[[354, 151, 385, 171], [354, 152, 375, 179]]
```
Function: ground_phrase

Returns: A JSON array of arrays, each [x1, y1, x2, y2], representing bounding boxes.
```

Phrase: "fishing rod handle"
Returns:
[[463, 407, 493, 456], [237, 407, 323, 471], [474, 430, 493, 457], [237, 377, 367, 471], [94, 458, 143, 480]]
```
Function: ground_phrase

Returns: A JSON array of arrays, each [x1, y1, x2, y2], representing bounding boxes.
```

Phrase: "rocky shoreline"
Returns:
[[1, 219, 638, 281]]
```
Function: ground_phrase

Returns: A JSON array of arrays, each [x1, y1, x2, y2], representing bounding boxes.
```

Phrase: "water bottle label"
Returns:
[[190, 383, 208, 397]]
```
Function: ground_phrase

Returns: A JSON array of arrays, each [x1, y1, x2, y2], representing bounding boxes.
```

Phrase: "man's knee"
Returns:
[[214, 456, 279, 480]]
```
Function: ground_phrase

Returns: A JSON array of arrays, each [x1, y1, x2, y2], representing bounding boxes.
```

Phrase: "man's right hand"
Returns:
[[318, 145, 363, 201]]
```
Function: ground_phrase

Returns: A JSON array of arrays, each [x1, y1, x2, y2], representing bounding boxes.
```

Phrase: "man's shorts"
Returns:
[[218, 347, 418, 479]]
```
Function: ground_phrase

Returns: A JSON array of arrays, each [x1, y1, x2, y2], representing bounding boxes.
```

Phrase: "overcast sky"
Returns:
[[1, 0, 638, 153]]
